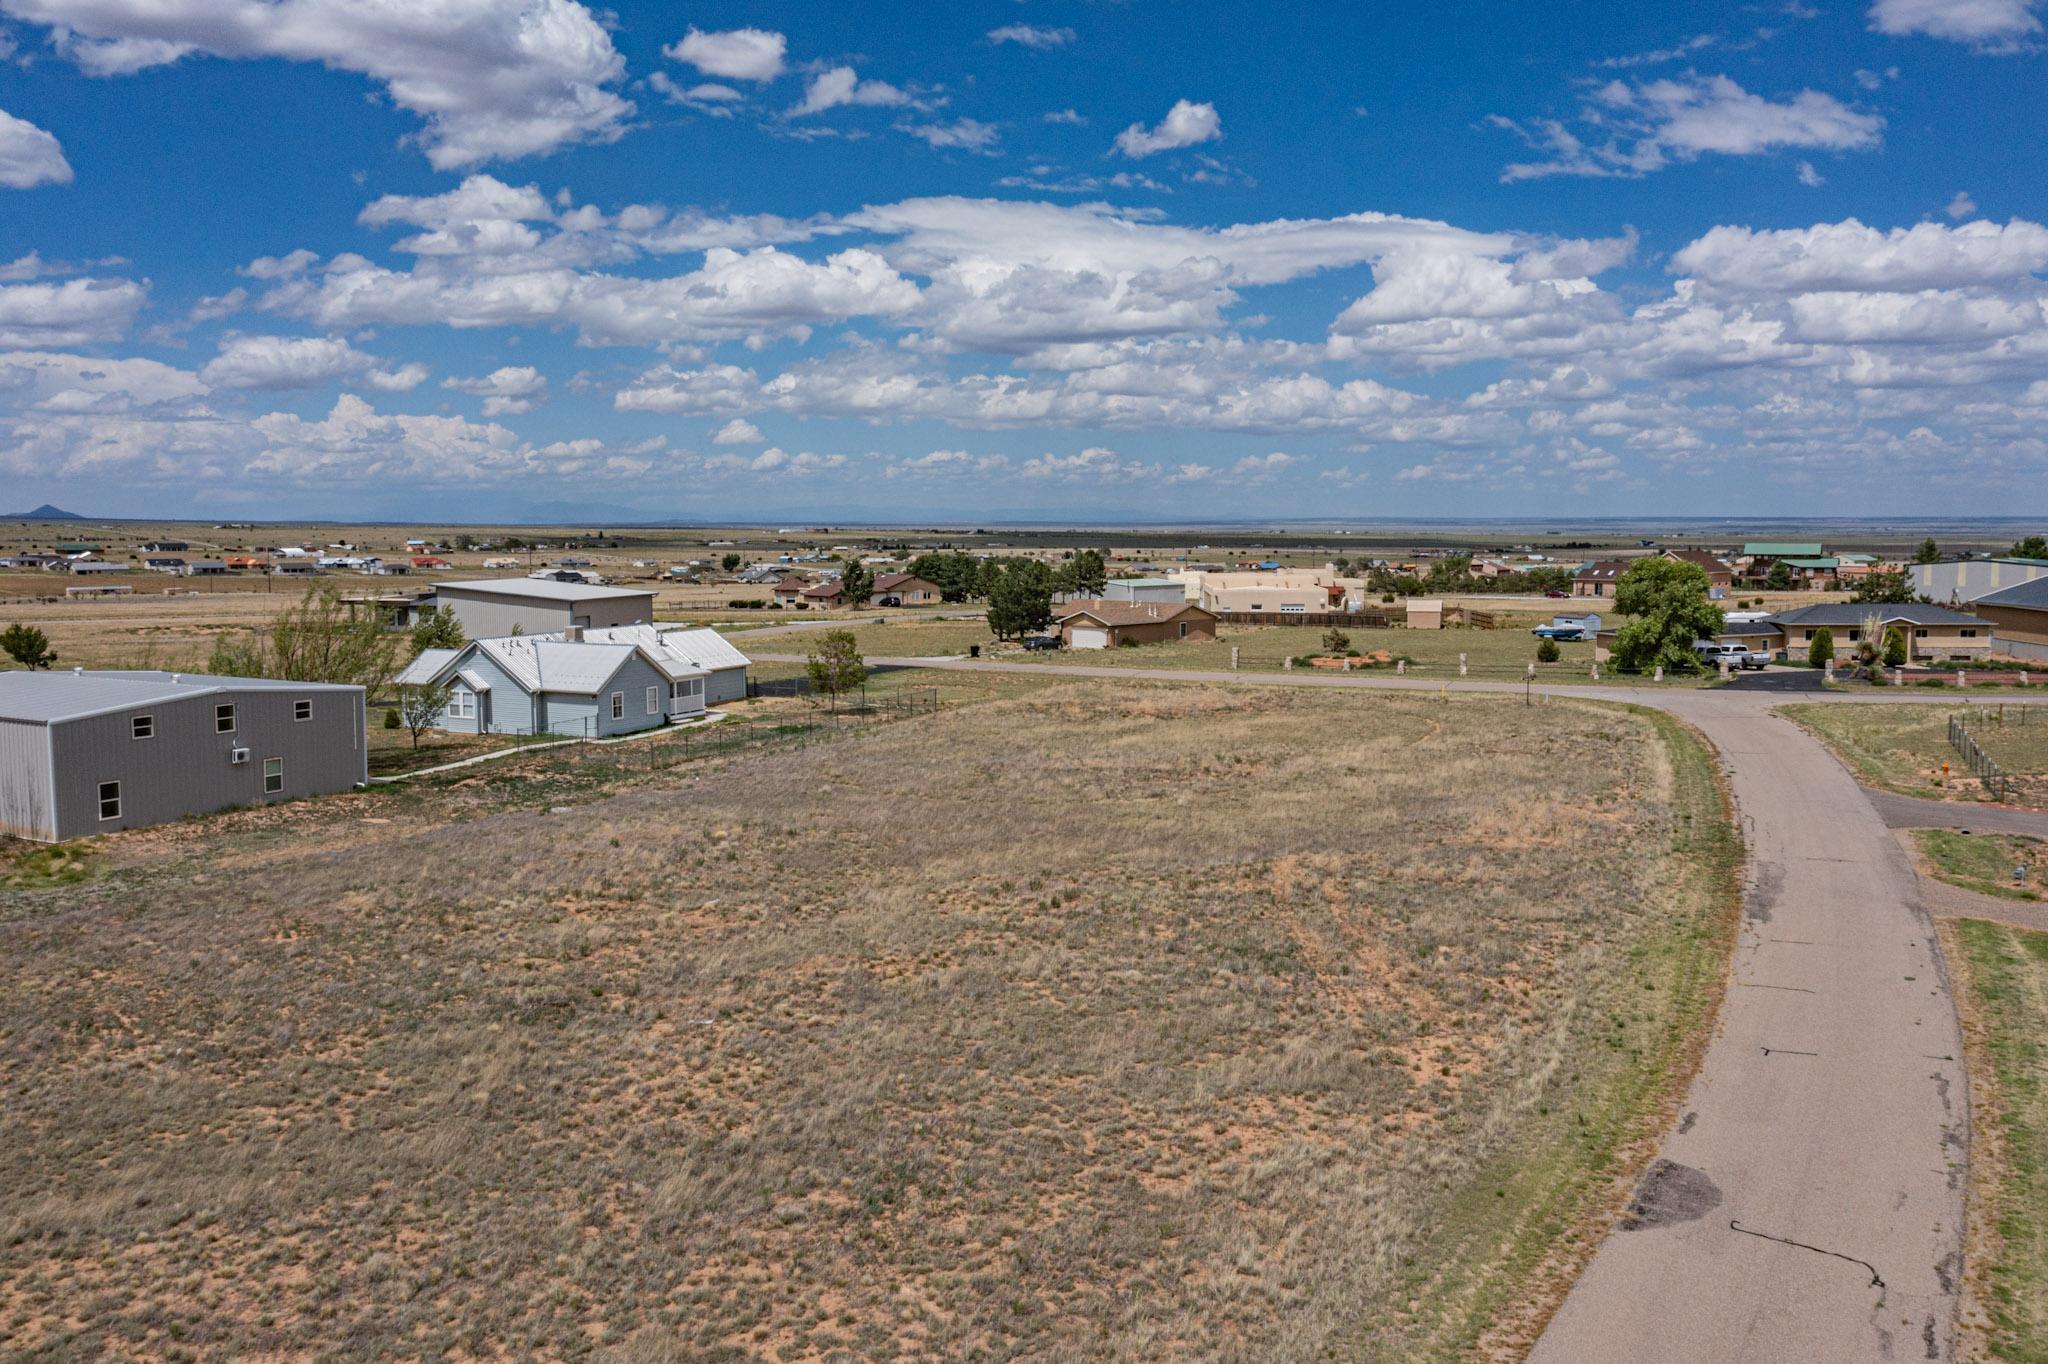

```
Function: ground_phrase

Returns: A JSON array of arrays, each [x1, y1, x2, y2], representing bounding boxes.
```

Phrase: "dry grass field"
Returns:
[[1784, 702, 2048, 808], [0, 682, 1736, 1362]]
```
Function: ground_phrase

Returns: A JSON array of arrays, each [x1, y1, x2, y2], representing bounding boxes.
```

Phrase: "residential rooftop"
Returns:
[[0, 670, 360, 725], [431, 577, 651, 603]]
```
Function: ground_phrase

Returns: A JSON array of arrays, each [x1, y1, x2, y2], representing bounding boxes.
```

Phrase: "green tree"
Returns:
[[1882, 626, 1908, 667], [408, 606, 465, 656], [908, 551, 981, 602], [1912, 537, 1941, 564], [2011, 534, 2048, 559], [1536, 637, 1562, 664], [1609, 558, 1724, 674], [1765, 560, 1795, 590], [838, 557, 874, 607], [400, 683, 451, 750], [1067, 548, 1108, 597], [1850, 569, 1918, 604], [721, 553, 742, 572], [1807, 627, 1835, 670], [207, 585, 401, 691], [1321, 626, 1351, 655], [804, 629, 867, 707], [986, 560, 1055, 640], [1, 623, 56, 669]]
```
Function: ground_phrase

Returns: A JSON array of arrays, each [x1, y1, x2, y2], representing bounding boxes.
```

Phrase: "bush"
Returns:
[[383, 708, 400, 729], [1807, 627, 1834, 670], [1536, 638, 1561, 663]]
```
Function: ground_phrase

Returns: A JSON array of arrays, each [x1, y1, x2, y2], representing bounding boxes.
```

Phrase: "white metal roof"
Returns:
[[0, 670, 358, 725], [476, 637, 641, 695], [432, 576, 652, 604], [395, 648, 459, 686], [543, 625, 739, 678]]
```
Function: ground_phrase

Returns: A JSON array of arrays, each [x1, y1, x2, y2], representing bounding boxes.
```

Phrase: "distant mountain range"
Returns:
[[2, 504, 83, 520]]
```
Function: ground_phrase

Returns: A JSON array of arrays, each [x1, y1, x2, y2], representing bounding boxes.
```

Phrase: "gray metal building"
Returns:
[[0, 671, 366, 842], [1909, 557, 2048, 605], [425, 578, 656, 638]]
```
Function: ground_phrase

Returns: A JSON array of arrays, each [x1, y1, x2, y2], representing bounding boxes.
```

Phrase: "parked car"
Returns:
[[876, 595, 901, 607], [1694, 641, 1768, 670], [1021, 634, 1063, 651], [1544, 589, 1568, 598]]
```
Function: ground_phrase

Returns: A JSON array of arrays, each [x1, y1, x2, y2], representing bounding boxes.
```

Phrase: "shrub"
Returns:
[[382, 708, 400, 729], [1536, 638, 1561, 663], [1807, 627, 1834, 670]]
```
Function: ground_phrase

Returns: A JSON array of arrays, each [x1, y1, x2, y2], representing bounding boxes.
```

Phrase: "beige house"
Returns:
[[1176, 569, 1352, 615], [1053, 601, 1219, 649], [1405, 599, 1444, 630], [872, 572, 943, 606], [1771, 604, 1990, 662]]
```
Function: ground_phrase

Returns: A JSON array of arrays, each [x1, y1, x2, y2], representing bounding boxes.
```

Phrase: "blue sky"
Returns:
[[0, 0, 2045, 523]]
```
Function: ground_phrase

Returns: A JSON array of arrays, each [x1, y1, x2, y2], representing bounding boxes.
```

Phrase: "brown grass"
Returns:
[[0, 682, 1732, 1361]]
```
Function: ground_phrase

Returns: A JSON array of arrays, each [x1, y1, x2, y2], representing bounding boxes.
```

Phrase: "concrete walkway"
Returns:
[[854, 654, 2044, 1362]]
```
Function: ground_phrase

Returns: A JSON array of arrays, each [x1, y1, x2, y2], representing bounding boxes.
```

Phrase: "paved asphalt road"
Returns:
[[818, 656, 2048, 1361], [1870, 789, 2048, 839]]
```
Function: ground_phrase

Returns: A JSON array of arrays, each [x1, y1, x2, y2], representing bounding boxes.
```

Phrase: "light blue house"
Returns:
[[396, 632, 707, 737]]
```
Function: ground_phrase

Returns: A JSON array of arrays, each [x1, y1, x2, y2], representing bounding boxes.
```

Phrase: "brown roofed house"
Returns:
[[801, 579, 846, 606], [1572, 560, 1630, 598], [872, 572, 942, 606], [770, 576, 811, 606], [1658, 549, 1735, 589], [1052, 600, 1218, 649]]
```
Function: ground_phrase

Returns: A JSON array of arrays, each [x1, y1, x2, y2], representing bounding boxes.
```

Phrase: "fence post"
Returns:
[[1231, 646, 1240, 670], [1396, 659, 1406, 676], [1458, 652, 1467, 677], [1958, 669, 1967, 689]]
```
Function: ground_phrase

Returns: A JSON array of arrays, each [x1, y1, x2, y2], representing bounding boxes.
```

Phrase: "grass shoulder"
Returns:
[[1915, 830, 2044, 903], [1946, 918, 2048, 1361]]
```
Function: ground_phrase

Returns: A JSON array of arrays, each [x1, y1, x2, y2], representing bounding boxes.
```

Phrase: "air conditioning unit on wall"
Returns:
[[229, 747, 250, 764]]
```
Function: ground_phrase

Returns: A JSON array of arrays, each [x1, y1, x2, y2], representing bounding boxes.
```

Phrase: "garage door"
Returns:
[[1070, 627, 1111, 649]]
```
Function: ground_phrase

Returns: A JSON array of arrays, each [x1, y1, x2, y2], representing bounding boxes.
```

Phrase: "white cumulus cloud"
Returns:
[[1113, 99, 1221, 157], [200, 334, 427, 391], [988, 24, 1074, 49], [0, 0, 633, 168], [0, 107, 72, 188], [791, 66, 916, 117], [443, 364, 547, 414], [1869, 0, 2042, 46], [664, 26, 786, 82], [710, 417, 762, 445]]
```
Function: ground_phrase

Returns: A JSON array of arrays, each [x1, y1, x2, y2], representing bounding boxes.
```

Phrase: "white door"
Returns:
[[1070, 627, 1110, 649]]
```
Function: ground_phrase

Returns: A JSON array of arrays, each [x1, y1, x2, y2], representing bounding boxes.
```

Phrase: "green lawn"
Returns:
[[1914, 830, 2044, 902], [1950, 919, 2048, 1361]]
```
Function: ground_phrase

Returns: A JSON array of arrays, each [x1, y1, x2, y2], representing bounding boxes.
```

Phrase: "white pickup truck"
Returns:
[[1694, 640, 1769, 671]]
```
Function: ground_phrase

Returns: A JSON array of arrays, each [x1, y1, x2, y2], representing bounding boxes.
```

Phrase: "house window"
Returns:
[[293, 699, 312, 722], [131, 714, 153, 740], [215, 702, 236, 733], [646, 685, 660, 714], [1847, 630, 1861, 642], [447, 688, 476, 720], [98, 780, 121, 821], [263, 757, 284, 794], [1962, 629, 1979, 638], [1179, 622, 1189, 637], [1915, 629, 1929, 639], [611, 692, 625, 720]]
